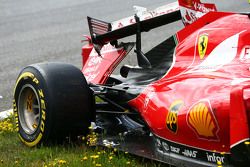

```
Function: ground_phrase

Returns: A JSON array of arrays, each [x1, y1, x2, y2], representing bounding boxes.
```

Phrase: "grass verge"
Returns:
[[0, 116, 169, 167]]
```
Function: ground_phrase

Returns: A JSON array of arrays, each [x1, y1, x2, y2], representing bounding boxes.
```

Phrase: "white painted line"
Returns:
[[0, 109, 13, 120]]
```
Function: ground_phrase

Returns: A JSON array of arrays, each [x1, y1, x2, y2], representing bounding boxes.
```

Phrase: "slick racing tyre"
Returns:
[[13, 62, 94, 147]]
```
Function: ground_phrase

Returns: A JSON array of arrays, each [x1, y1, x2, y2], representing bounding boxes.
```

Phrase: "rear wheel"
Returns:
[[13, 62, 94, 147], [18, 84, 41, 135]]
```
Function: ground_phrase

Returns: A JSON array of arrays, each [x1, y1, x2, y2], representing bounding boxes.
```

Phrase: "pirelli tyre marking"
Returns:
[[14, 72, 46, 147]]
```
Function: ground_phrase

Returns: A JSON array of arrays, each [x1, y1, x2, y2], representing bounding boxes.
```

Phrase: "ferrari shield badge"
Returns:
[[198, 34, 208, 59], [166, 100, 184, 134]]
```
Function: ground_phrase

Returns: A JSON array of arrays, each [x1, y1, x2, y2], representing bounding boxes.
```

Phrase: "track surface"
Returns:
[[0, 0, 249, 111]]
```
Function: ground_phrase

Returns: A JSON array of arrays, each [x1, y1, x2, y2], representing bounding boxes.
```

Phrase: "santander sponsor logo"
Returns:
[[193, 2, 216, 13], [180, 0, 216, 25], [111, 2, 179, 30], [183, 9, 197, 24]]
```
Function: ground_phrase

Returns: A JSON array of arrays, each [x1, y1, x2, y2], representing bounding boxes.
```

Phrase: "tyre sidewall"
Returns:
[[14, 67, 50, 147]]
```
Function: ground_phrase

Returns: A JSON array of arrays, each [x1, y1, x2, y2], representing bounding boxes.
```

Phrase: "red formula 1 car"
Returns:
[[13, 0, 250, 166]]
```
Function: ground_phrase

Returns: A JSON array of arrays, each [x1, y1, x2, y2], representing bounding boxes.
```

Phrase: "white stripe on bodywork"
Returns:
[[231, 78, 250, 85], [230, 138, 250, 148], [188, 31, 244, 73]]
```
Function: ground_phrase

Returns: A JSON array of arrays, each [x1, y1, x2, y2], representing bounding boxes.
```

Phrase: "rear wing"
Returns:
[[86, 0, 217, 68], [87, 0, 218, 45], [87, 2, 181, 45]]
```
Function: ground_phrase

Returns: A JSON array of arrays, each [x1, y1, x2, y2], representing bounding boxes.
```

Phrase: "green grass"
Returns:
[[0, 117, 169, 167]]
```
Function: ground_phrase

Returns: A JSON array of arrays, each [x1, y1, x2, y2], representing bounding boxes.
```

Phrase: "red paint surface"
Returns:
[[129, 13, 250, 152], [82, 8, 250, 153]]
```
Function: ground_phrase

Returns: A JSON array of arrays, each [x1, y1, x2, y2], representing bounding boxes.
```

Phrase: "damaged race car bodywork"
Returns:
[[13, 0, 250, 167]]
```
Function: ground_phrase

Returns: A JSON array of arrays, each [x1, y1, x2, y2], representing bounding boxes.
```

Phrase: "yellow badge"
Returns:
[[166, 100, 184, 134], [198, 34, 208, 59], [187, 101, 219, 140]]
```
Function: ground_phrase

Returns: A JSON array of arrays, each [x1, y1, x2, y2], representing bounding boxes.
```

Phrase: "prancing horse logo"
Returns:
[[198, 34, 208, 60]]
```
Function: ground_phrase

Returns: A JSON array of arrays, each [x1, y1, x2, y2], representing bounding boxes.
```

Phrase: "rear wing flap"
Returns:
[[87, 3, 181, 45], [87, 0, 219, 45]]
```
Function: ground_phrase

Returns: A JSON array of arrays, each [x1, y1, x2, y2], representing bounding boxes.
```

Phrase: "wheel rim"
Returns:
[[18, 84, 41, 135]]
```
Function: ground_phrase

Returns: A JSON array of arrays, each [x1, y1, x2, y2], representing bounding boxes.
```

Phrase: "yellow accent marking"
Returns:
[[33, 123, 37, 129], [40, 99, 46, 110], [32, 77, 39, 85], [38, 89, 44, 98], [198, 34, 208, 59], [244, 141, 250, 145], [13, 101, 17, 107], [19, 133, 43, 147], [14, 72, 34, 93], [40, 121, 45, 133], [40, 109, 46, 133], [217, 161, 222, 165], [41, 110, 46, 121]]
